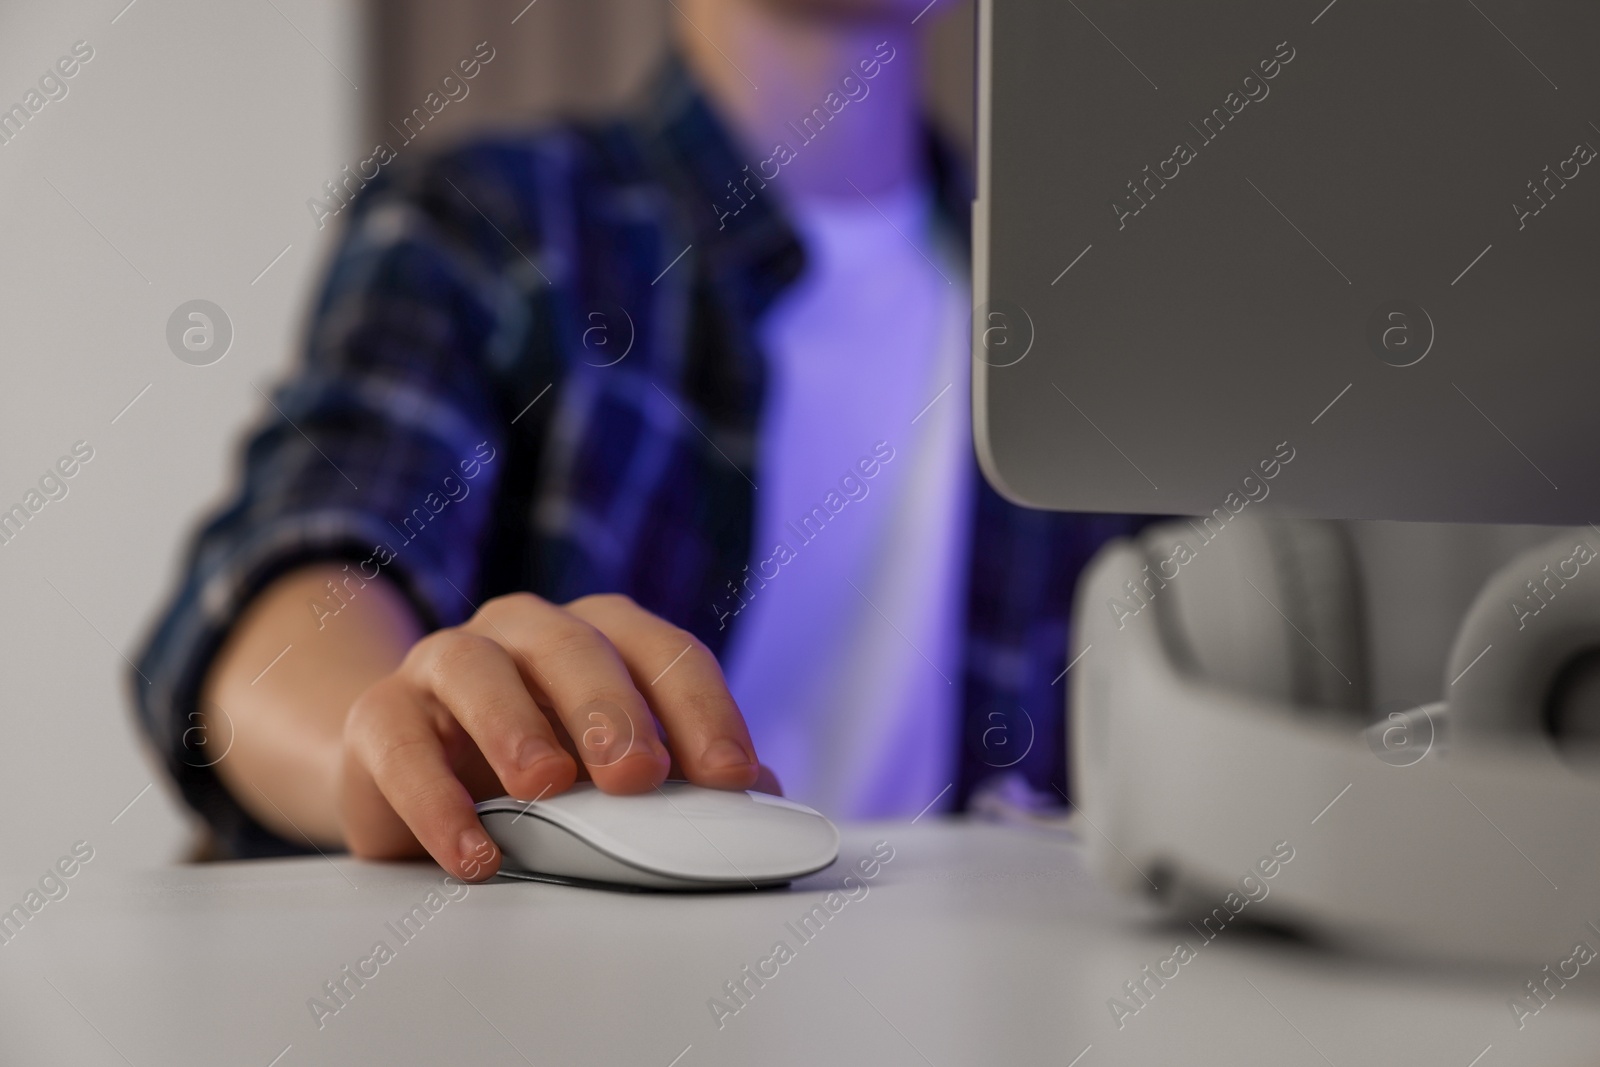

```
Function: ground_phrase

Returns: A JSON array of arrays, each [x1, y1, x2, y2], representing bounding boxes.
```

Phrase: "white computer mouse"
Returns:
[[476, 782, 840, 891]]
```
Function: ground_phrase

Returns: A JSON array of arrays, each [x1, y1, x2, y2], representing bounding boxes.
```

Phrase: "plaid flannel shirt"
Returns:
[[132, 57, 1155, 857]]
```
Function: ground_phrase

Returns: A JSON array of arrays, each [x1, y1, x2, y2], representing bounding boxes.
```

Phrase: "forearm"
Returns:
[[200, 564, 424, 847]]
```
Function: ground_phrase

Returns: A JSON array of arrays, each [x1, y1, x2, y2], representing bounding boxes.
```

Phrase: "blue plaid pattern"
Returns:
[[131, 57, 1155, 857]]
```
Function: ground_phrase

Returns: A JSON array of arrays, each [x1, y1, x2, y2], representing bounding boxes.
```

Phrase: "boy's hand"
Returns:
[[336, 592, 773, 881]]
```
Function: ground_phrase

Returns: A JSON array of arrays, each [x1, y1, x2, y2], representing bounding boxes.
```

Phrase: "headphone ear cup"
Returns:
[[1138, 513, 1368, 714], [1445, 534, 1600, 741]]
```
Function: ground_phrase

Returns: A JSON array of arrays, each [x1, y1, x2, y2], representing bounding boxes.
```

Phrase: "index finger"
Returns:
[[564, 594, 761, 790], [463, 593, 672, 793]]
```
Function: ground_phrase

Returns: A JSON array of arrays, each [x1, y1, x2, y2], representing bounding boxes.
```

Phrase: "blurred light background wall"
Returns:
[[0, 0, 366, 869], [0, 0, 974, 869]]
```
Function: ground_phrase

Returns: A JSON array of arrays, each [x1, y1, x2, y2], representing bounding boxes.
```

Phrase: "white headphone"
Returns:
[[1071, 514, 1600, 963]]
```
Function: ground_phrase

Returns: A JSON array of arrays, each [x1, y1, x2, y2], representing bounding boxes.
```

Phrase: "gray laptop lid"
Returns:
[[974, 0, 1599, 523]]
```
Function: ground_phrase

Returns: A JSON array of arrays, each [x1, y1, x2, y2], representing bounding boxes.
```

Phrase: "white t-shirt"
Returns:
[[720, 182, 973, 820]]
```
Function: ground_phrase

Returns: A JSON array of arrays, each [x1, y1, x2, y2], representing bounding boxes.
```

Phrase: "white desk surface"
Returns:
[[1, 820, 1595, 1066]]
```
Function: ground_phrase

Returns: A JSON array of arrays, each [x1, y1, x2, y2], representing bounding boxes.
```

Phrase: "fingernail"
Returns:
[[516, 735, 560, 771], [458, 827, 495, 874], [701, 738, 752, 771]]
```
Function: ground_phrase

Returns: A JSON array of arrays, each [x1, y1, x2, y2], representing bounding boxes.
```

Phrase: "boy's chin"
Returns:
[[758, 0, 932, 25]]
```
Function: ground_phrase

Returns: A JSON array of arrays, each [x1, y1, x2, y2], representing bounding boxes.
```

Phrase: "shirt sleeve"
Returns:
[[130, 145, 547, 857]]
